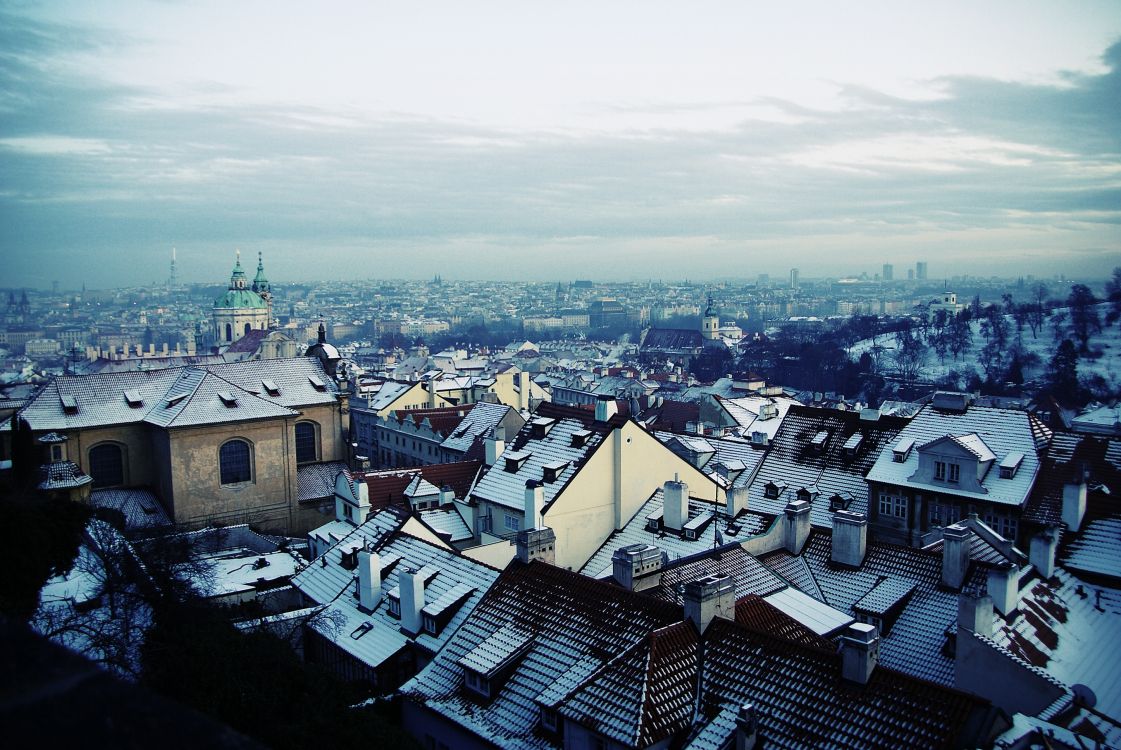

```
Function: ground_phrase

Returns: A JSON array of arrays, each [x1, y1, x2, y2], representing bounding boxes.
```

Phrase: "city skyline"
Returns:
[[2, 1, 1119, 288]]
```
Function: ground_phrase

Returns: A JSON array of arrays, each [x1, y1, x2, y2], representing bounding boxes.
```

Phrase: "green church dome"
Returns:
[[214, 288, 268, 309]]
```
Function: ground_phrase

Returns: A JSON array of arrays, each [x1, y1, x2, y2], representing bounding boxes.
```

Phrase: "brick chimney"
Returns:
[[357, 551, 382, 611], [831, 510, 867, 568], [612, 544, 664, 592], [840, 623, 880, 685], [784, 499, 811, 554], [957, 587, 993, 638], [594, 394, 618, 422], [1029, 526, 1059, 579], [941, 523, 972, 590], [664, 477, 689, 531], [524, 480, 544, 530], [987, 562, 1019, 616], [399, 567, 425, 636], [683, 574, 735, 632], [484, 426, 505, 467], [516, 527, 556, 565]]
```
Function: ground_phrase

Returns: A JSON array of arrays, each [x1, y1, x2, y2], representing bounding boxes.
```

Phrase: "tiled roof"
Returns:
[[38, 460, 93, 490], [691, 613, 991, 750], [222, 328, 270, 354], [18, 358, 337, 432], [419, 506, 473, 544], [867, 403, 1049, 508], [1024, 431, 1120, 527], [293, 509, 409, 603], [362, 461, 483, 510], [559, 622, 698, 748], [296, 461, 348, 502], [640, 328, 704, 352], [579, 488, 775, 580], [440, 402, 515, 455], [648, 545, 788, 605], [655, 431, 766, 489], [400, 562, 682, 750], [747, 405, 911, 528], [635, 399, 698, 432], [89, 487, 171, 530]]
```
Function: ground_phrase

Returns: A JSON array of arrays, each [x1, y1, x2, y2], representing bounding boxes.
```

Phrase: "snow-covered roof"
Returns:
[[867, 403, 1049, 508], [440, 402, 514, 454]]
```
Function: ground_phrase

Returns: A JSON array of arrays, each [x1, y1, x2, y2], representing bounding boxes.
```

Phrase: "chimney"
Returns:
[[684, 574, 735, 633], [357, 551, 382, 611], [957, 587, 993, 637], [1062, 474, 1088, 532], [735, 704, 758, 750], [941, 523, 972, 590], [726, 485, 747, 517], [516, 526, 556, 565], [439, 484, 455, 506], [485, 426, 505, 467], [831, 510, 868, 567], [524, 480, 544, 530], [399, 567, 425, 636], [663, 477, 689, 531], [612, 544, 664, 592], [987, 562, 1019, 616], [1029, 527, 1059, 579], [784, 499, 811, 554], [427, 378, 438, 408], [840, 623, 880, 685], [594, 394, 618, 422]]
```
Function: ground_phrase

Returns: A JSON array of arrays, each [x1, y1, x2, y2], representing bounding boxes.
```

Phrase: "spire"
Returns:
[[230, 250, 247, 289], [252, 251, 270, 293], [318, 323, 326, 344]]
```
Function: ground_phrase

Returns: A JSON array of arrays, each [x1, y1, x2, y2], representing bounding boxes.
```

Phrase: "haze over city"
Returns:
[[1, 0, 1119, 288]]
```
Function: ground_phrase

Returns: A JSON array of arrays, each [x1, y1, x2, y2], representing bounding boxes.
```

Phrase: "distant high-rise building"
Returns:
[[916, 261, 928, 281], [790, 268, 799, 290], [882, 263, 893, 281], [908, 269, 915, 281], [757, 273, 769, 287], [168, 247, 178, 288]]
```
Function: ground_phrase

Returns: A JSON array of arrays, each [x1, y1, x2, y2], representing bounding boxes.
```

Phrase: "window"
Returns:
[[388, 596, 401, 617], [89, 443, 125, 488], [948, 463, 960, 483], [225, 323, 232, 342], [879, 492, 907, 519], [295, 421, 319, 464], [50, 445, 63, 462], [244, 322, 252, 336], [934, 461, 946, 481], [219, 439, 252, 485], [504, 514, 521, 532], [463, 669, 490, 699]]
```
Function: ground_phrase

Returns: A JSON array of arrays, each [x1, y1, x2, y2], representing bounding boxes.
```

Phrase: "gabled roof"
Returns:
[[747, 405, 911, 528], [440, 402, 516, 454], [868, 403, 1049, 507], [18, 358, 337, 432], [362, 461, 483, 510]]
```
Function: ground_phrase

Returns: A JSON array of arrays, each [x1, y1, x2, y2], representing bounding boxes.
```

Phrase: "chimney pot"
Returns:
[[683, 574, 735, 632], [663, 479, 690, 532], [941, 523, 972, 590], [784, 500, 811, 554], [830, 510, 868, 567], [840, 622, 880, 685]]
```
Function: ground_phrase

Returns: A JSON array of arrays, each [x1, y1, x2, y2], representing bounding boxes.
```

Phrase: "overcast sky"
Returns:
[[1, 1, 1119, 289]]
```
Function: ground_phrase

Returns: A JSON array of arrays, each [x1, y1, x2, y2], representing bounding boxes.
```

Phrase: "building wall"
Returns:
[[66, 423, 158, 490], [402, 700, 499, 750], [165, 417, 296, 532], [544, 421, 722, 570]]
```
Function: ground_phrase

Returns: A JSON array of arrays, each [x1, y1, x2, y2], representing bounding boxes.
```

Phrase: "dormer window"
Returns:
[[463, 669, 491, 699], [123, 389, 143, 408], [504, 450, 531, 473], [531, 417, 556, 438], [810, 431, 827, 452], [764, 482, 780, 499], [843, 433, 863, 458], [934, 460, 946, 481], [999, 452, 1024, 479], [308, 375, 327, 391], [752, 431, 767, 446], [261, 379, 280, 397], [892, 438, 914, 463], [542, 460, 569, 484], [540, 707, 559, 733], [60, 395, 78, 414], [571, 429, 592, 448], [217, 391, 238, 408]]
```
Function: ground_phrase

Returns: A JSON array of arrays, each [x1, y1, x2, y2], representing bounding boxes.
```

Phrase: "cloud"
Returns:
[[0, 7, 1118, 287]]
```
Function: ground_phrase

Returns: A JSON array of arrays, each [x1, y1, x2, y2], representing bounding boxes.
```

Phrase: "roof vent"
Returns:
[[262, 379, 280, 397], [809, 430, 828, 452], [843, 433, 863, 458], [504, 450, 531, 473], [123, 389, 143, 408], [932, 391, 970, 413], [308, 374, 327, 391], [892, 437, 914, 463], [999, 452, 1024, 479], [217, 391, 238, 407], [60, 395, 79, 414], [571, 429, 592, 448]]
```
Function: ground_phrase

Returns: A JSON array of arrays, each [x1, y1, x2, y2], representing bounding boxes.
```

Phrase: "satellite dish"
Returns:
[[1072, 684, 1097, 709]]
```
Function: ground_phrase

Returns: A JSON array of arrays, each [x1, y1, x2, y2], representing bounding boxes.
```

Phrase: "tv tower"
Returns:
[[168, 247, 178, 288]]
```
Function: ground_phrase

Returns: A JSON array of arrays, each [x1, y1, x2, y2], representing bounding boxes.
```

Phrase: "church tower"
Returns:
[[251, 251, 273, 327], [701, 296, 720, 342], [212, 250, 269, 346]]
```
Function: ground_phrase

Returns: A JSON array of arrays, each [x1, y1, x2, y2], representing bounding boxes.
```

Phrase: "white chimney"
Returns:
[[399, 567, 425, 635], [784, 499, 811, 554], [516, 526, 556, 565], [594, 395, 618, 422], [612, 544, 664, 592], [358, 551, 382, 611], [439, 484, 454, 506], [831, 510, 867, 567], [1030, 527, 1059, 579], [485, 426, 505, 467], [1062, 476, 1088, 532], [524, 480, 544, 530], [957, 587, 993, 637], [987, 562, 1019, 616], [683, 574, 735, 632], [427, 377, 439, 407], [840, 623, 880, 685], [726, 485, 747, 517], [663, 478, 689, 531], [941, 523, 972, 590]]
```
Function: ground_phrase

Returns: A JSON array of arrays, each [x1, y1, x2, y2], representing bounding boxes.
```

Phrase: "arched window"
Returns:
[[295, 421, 319, 464], [219, 439, 253, 485], [225, 323, 233, 342], [89, 443, 124, 488], [244, 322, 252, 336]]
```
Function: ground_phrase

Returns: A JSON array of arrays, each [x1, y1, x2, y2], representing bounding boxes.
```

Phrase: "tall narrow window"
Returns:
[[948, 463, 960, 483], [295, 421, 318, 464], [225, 323, 233, 342], [89, 443, 124, 488], [244, 322, 252, 336], [934, 461, 946, 481], [219, 439, 252, 485]]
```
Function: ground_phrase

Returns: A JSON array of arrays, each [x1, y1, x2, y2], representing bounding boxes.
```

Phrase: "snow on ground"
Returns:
[[847, 304, 1121, 388]]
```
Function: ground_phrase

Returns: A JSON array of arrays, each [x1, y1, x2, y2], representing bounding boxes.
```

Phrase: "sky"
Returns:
[[1, 0, 1119, 289]]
